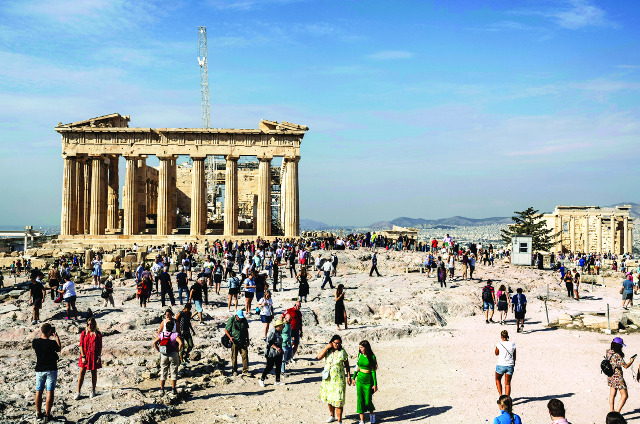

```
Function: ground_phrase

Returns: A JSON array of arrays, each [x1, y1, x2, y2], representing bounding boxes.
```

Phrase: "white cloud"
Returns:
[[509, 0, 618, 30], [366, 50, 414, 61], [206, 0, 311, 11]]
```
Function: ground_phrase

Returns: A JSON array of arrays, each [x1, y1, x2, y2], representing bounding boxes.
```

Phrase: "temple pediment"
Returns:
[[259, 120, 309, 132], [57, 113, 130, 129]]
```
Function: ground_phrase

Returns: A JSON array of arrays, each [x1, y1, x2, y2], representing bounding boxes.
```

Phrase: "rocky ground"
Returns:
[[0, 249, 638, 423]]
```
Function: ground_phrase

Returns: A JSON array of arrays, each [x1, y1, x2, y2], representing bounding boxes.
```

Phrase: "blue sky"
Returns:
[[0, 0, 638, 226]]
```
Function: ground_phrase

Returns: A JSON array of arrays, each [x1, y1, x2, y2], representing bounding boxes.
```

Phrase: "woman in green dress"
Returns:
[[318, 335, 352, 424], [351, 340, 378, 424]]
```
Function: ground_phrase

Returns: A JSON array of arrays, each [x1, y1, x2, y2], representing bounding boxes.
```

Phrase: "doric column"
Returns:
[[100, 160, 108, 232], [107, 156, 119, 233], [171, 158, 177, 231], [75, 157, 85, 235], [597, 215, 603, 253], [257, 156, 272, 237], [83, 160, 92, 234], [570, 216, 575, 252], [191, 156, 206, 236], [89, 156, 105, 235], [284, 156, 300, 238], [623, 216, 629, 253], [123, 156, 138, 235], [584, 215, 589, 253], [224, 155, 239, 236], [137, 157, 147, 233], [611, 215, 616, 253], [280, 160, 287, 232], [157, 156, 172, 236], [60, 155, 77, 236]]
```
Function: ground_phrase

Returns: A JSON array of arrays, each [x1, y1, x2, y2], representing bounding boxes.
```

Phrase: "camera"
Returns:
[[51, 326, 56, 334]]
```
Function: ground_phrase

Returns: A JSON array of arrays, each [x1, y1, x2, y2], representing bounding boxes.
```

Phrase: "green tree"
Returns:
[[501, 207, 559, 252]]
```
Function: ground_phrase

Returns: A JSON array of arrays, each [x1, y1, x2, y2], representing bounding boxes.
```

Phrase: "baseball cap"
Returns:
[[236, 310, 245, 319], [613, 337, 626, 346]]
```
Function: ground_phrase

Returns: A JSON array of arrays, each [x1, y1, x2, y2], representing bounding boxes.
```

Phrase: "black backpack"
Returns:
[[601, 354, 614, 377], [482, 286, 493, 303]]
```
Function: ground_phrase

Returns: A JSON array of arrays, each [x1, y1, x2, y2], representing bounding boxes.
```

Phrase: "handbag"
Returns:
[[221, 334, 233, 349], [53, 294, 63, 303], [322, 369, 330, 380]]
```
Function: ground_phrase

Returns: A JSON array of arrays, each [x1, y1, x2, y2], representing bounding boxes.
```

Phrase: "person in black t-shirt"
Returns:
[[176, 267, 189, 305], [29, 272, 46, 325], [189, 278, 205, 324], [33, 323, 61, 421]]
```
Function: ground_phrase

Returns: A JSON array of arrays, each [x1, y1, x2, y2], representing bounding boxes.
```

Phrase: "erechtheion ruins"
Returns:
[[543, 205, 634, 254], [56, 113, 308, 245]]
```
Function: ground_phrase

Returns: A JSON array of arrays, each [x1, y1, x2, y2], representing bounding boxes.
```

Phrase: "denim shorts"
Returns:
[[496, 365, 514, 375], [194, 300, 203, 313], [483, 301, 495, 310], [35, 371, 58, 392]]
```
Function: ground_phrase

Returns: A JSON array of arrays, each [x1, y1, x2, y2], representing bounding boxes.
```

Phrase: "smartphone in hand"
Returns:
[[631, 354, 637, 359]]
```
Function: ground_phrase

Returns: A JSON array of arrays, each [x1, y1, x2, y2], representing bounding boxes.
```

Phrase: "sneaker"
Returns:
[[258, 379, 265, 387], [74, 392, 81, 400], [275, 381, 285, 385], [36, 413, 45, 421], [199, 322, 206, 326], [326, 417, 336, 423], [90, 390, 96, 398], [370, 413, 376, 423], [485, 320, 489, 324], [489, 319, 495, 323], [359, 422, 365, 424], [172, 388, 178, 395], [32, 320, 37, 325]]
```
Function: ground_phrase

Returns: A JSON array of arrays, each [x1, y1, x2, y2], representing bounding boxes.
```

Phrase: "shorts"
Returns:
[[244, 292, 254, 299], [261, 315, 273, 323], [229, 288, 239, 295], [496, 365, 514, 375], [32, 299, 42, 308], [64, 295, 76, 303], [183, 266, 190, 271], [624, 293, 633, 301], [514, 311, 525, 320], [193, 300, 203, 313], [35, 370, 58, 392], [291, 329, 300, 346], [483, 301, 494, 311]]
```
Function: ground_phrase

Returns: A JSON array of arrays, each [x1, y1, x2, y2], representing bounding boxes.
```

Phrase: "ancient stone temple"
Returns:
[[543, 205, 634, 254], [57, 113, 307, 243]]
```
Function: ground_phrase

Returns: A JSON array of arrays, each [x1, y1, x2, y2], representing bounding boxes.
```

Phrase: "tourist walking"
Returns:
[[259, 318, 285, 387], [351, 340, 377, 424], [176, 303, 196, 364], [607, 337, 635, 413], [189, 277, 205, 324], [297, 267, 310, 301], [75, 317, 102, 400], [512, 288, 527, 332], [101, 276, 115, 308], [213, 260, 224, 295], [257, 290, 274, 339], [225, 310, 250, 375], [283, 301, 303, 359], [227, 271, 240, 311], [621, 274, 635, 309], [47, 266, 61, 301], [138, 268, 152, 308], [159, 267, 176, 307], [288, 249, 297, 278], [318, 335, 352, 424], [573, 268, 580, 300], [321, 259, 335, 289], [272, 258, 280, 292], [495, 330, 516, 396], [153, 320, 183, 395], [29, 272, 46, 325], [59, 274, 78, 320], [482, 280, 496, 324], [496, 284, 510, 325], [369, 253, 381, 277], [281, 313, 292, 375], [493, 395, 521, 424], [33, 323, 61, 422], [244, 271, 256, 314], [469, 253, 476, 279], [335, 284, 348, 330], [176, 266, 189, 305], [92, 256, 103, 289], [564, 270, 574, 298]]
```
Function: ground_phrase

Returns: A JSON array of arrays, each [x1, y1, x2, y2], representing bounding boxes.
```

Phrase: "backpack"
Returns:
[[482, 286, 493, 303], [159, 332, 177, 355], [601, 354, 614, 377]]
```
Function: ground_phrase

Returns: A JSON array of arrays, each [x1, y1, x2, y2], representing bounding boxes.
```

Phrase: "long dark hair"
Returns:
[[611, 341, 625, 358], [329, 334, 343, 352], [497, 395, 515, 424], [336, 284, 344, 296], [359, 340, 377, 369]]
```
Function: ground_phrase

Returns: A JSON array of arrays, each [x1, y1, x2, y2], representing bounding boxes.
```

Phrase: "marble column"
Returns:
[[257, 156, 272, 237], [107, 156, 119, 233], [611, 215, 616, 254], [623, 216, 629, 253], [75, 158, 85, 235], [100, 160, 108, 232], [570, 216, 575, 253], [597, 215, 603, 253], [137, 157, 147, 233], [191, 157, 206, 236], [157, 156, 172, 236], [83, 160, 92, 234], [224, 155, 239, 236], [284, 156, 300, 238], [123, 156, 138, 235], [60, 155, 77, 236], [171, 158, 177, 231], [280, 160, 287, 232], [583, 215, 589, 253], [89, 157, 105, 235]]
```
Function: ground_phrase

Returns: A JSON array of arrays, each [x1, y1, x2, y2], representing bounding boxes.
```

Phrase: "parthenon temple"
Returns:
[[57, 113, 308, 244], [543, 205, 634, 254]]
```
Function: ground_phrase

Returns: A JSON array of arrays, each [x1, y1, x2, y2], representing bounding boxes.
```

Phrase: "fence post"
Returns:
[[545, 283, 550, 325], [606, 303, 611, 335]]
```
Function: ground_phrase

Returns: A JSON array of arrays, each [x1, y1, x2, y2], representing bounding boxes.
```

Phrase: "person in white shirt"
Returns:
[[59, 274, 78, 320], [495, 330, 516, 397]]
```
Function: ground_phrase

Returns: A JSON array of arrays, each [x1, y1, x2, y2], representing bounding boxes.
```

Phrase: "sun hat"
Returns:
[[273, 319, 284, 327], [613, 337, 626, 346], [236, 310, 245, 319]]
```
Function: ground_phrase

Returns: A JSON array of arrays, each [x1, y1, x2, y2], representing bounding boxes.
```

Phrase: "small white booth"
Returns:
[[511, 235, 533, 266]]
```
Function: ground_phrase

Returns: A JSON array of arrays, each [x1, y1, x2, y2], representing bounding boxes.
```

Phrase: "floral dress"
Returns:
[[607, 349, 626, 389], [319, 349, 348, 407]]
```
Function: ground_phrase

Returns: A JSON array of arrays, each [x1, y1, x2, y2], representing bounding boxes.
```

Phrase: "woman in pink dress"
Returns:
[[74, 317, 102, 400]]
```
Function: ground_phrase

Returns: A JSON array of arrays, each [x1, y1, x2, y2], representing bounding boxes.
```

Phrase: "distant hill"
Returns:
[[607, 202, 640, 219], [369, 215, 511, 230], [300, 219, 332, 230]]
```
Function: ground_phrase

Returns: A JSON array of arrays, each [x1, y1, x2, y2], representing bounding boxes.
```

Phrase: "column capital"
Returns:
[[284, 155, 300, 163], [191, 154, 207, 160], [62, 153, 77, 159], [257, 154, 273, 162], [226, 154, 240, 162], [157, 154, 176, 161]]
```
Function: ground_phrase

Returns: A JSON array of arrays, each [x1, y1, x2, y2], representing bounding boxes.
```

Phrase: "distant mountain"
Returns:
[[300, 219, 332, 230], [369, 215, 511, 230], [607, 202, 640, 219]]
